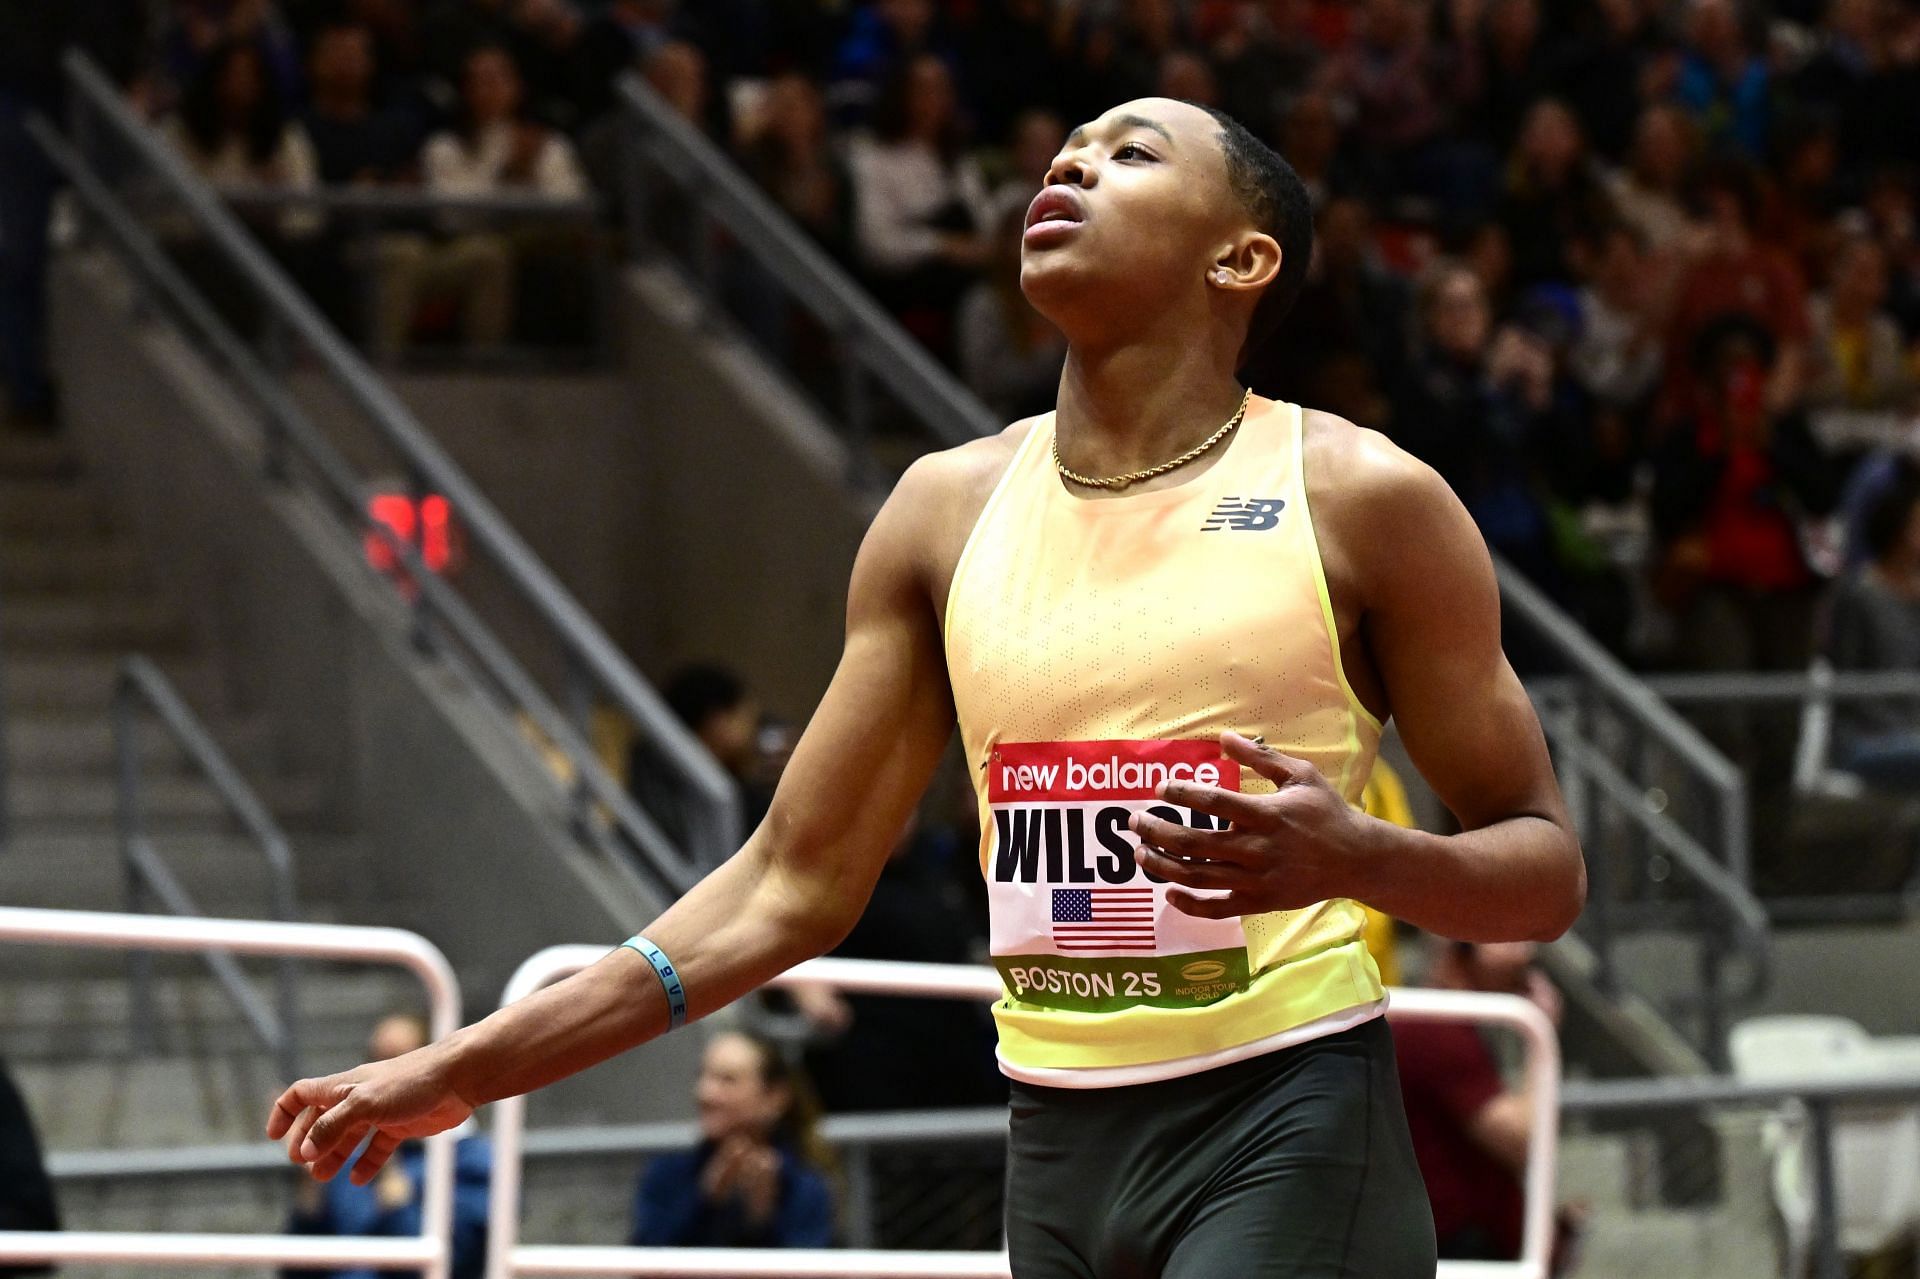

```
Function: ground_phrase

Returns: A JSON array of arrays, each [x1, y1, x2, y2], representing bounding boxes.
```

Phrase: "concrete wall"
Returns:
[[288, 275, 876, 729], [50, 253, 696, 1120]]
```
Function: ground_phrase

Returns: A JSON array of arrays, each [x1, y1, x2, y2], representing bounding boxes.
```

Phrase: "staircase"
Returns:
[[0, 426, 417, 1274]]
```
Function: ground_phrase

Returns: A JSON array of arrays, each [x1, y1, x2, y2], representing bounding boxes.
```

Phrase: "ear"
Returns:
[[1210, 231, 1283, 293]]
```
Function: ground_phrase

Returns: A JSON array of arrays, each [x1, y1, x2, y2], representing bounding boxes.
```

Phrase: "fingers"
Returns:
[[268, 1077, 338, 1141], [1158, 780, 1263, 826], [1165, 885, 1246, 919], [1129, 811, 1228, 859], [281, 1105, 326, 1166], [302, 1093, 371, 1168], [351, 1130, 405, 1185], [1134, 843, 1239, 889], [306, 1118, 373, 1182], [1220, 731, 1317, 785]]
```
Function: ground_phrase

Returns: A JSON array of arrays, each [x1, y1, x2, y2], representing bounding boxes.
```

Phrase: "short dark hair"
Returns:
[[1194, 104, 1314, 371], [663, 664, 747, 733]]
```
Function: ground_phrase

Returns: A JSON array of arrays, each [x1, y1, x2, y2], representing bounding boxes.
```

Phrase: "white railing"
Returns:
[[488, 949, 1561, 1279], [0, 906, 461, 1278]]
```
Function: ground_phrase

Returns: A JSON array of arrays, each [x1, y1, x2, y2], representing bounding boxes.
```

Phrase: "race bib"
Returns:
[[986, 740, 1251, 1013]]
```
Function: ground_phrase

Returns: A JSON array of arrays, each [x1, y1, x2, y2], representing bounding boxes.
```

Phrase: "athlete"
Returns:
[[269, 98, 1585, 1277]]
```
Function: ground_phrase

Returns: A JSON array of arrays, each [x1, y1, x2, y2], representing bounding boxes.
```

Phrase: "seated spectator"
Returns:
[[1395, 941, 1571, 1269], [1665, 159, 1811, 417], [163, 39, 317, 202], [162, 0, 302, 106], [1263, 195, 1410, 406], [571, 0, 675, 122], [284, 1014, 491, 1279], [1672, 0, 1770, 159], [832, 0, 942, 120], [1391, 262, 1563, 582], [1154, 48, 1220, 109], [738, 71, 852, 259], [846, 54, 991, 359], [1807, 236, 1918, 417], [629, 664, 777, 851], [374, 43, 587, 355], [1827, 471, 1920, 790], [1498, 99, 1617, 289], [301, 21, 420, 185], [642, 40, 710, 132], [0, 1057, 59, 1275], [1325, 0, 1451, 201], [1207, 0, 1321, 139], [1568, 221, 1664, 413], [982, 108, 1066, 233], [1605, 103, 1702, 259], [1651, 315, 1834, 670], [1277, 88, 1358, 213], [958, 206, 1066, 422], [629, 1030, 835, 1249]]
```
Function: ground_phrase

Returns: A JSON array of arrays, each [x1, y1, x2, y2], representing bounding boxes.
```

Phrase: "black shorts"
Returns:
[[1004, 1017, 1438, 1279]]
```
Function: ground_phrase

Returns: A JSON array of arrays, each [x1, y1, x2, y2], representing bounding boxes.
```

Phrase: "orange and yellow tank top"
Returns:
[[943, 396, 1387, 1086]]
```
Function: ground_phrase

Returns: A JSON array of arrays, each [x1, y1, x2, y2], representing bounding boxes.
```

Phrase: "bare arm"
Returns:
[[1130, 429, 1584, 944], [268, 463, 957, 1180]]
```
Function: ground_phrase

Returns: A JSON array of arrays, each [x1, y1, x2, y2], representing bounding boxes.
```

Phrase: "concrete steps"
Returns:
[[0, 535, 145, 593], [3, 651, 222, 714], [1, 592, 186, 649], [4, 710, 271, 776]]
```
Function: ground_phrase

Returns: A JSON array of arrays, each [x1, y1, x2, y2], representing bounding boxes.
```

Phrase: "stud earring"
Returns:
[[1213, 270, 1229, 284]]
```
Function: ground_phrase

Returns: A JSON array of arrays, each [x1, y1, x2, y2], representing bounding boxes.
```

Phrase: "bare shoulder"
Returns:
[[1300, 408, 1491, 614], [867, 418, 1039, 597]]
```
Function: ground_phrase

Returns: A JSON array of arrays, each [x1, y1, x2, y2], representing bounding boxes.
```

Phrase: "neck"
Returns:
[[1052, 326, 1246, 485]]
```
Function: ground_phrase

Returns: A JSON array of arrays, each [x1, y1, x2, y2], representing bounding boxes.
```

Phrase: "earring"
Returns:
[[1213, 270, 1230, 284]]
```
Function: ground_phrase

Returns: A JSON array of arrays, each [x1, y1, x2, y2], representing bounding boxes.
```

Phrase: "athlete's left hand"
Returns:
[[1130, 731, 1377, 918]]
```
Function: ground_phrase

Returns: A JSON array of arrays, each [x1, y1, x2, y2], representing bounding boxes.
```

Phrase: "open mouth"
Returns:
[[1025, 186, 1087, 237]]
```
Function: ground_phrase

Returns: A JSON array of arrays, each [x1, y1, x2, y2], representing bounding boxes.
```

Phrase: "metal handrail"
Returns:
[[41, 52, 739, 885], [216, 186, 600, 218], [486, 951, 1560, 1279], [614, 74, 1001, 454], [0, 905, 460, 1278], [0, 582, 10, 850], [114, 655, 302, 1082]]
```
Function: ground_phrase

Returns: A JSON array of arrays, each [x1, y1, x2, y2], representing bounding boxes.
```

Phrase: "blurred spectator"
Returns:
[[162, 0, 302, 104], [739, 71, 851, 258], [1559, 0, 1661, 162], [0, 1057, 59, 1275], [1828, 470, 1920, 789], [958, 207, 1066, 421], [630, 663, 777, 848], [847, 54, 991, 359], [301, 21, 419, 185], [982, 108, 1065, 235], [1326, 0, 1450, 201], [1665, 159, 1810, 417], [954, 0, 1065, 142], [1278, 88, 1356, 212], [165, 39, 318, 197], [1652, 315, 1834, 671], [799, 816, 1005, 1113], [1155, 49, 1219, 108], [1458, 0, 1559, 154], [1395, 941, 1571, 1269], [375, 43, 586, 354], [1267, 195, 1410, 413], [1672, 0, 1770, 158], [1392, 262, 1563, 581], [1207, 0, 1321, 141], [1, 1, 148, 429], [1807, 236, 1918, 415], [630, 1030, 835, 1249], [643, 40, 710, 130], [284, 1013, 492, 1279], [833, 0, 941, 115], [1497, 99, 1617, 289], [1568, 222, 1665, 413], [571, 0, 676, 121], [1605, 103, 1703, 257]]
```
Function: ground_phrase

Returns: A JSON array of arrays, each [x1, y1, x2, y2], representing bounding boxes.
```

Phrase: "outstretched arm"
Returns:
[[1130, 432, 1585, 943], [268, 466, 957, 1181]]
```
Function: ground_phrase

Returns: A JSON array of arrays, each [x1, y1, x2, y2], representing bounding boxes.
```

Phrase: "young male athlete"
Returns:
[[269, 98, 1586, 1277]]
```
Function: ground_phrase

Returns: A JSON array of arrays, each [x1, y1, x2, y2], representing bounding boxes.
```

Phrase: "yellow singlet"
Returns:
[[944, 396, 1387, 1086]]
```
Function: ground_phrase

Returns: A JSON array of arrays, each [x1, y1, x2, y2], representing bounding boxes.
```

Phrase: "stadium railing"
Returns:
[[0, 905, 460, 1278], [0, 581, 10, 850], [485, 949, 1562, 1279], [31, 51, 739, 896], [114, 654, 304, 1082], [609, 71, 1769, 1065]]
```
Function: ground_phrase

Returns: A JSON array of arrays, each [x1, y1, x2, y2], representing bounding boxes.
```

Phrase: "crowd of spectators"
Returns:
[[72, 0, 1917, 681]]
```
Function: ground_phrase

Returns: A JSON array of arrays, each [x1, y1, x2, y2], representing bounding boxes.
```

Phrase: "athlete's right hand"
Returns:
[[267, 1046, 476, 1184]]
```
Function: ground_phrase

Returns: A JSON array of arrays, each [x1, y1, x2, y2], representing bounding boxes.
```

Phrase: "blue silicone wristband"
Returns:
[[620, 934, 687, 1030]]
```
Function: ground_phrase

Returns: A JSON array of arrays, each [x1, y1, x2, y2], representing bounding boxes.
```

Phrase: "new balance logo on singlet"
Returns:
[[1201, 497, 1286, 531]]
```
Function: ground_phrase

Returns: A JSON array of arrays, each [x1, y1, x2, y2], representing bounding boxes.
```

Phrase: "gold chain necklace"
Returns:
[[1051, 388, 1252, 490]]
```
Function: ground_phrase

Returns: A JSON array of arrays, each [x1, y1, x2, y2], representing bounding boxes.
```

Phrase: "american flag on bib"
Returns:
[[1051, 888, 1156, 952]]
